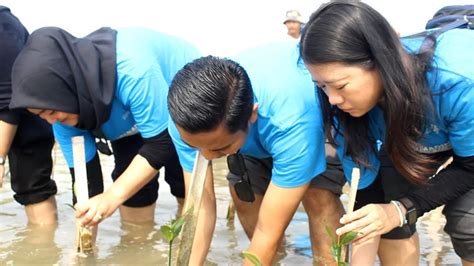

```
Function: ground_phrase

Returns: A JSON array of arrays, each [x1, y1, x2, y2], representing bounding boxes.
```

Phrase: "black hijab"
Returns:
[[9, 26, 117, 132], [0, 6, 29, 111]]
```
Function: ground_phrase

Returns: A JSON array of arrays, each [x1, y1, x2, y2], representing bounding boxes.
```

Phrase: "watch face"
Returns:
[[407, 208, 418, 225]]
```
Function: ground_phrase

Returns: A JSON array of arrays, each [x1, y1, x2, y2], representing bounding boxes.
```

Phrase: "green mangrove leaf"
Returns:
[[242, 251, 263, 266], [340, 231, 359, 246], [172, 206, 194, 235], [325, 224, 336, 243], [160, 224, 174, 242], [330, 244, 339, 260], [161, 206, 195, 242], [172, 216, 186, 236]]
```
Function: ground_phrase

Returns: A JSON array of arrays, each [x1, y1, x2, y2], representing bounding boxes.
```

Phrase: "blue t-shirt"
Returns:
[[54, 28, 200, 167], [338, 29, 474, 188], [170, 41, 326, 188]]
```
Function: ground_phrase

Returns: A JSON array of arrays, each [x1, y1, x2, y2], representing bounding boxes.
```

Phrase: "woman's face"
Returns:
[[306, 62, 384, 117], [28, 108, 79, 126]]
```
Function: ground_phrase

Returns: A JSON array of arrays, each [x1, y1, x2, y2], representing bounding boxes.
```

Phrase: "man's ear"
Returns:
[[249, 103, 259, 124]]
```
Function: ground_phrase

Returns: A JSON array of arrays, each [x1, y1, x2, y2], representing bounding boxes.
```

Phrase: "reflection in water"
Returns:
[[0, 224, 60, 265], [287, 212, 313, 258], [99, 221, 166, 264], [0, 151, 461, 264]]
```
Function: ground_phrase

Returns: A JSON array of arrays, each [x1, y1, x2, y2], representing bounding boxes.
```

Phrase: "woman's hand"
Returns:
[[75, 191, 122, 227], [336, 203, 403, 245]]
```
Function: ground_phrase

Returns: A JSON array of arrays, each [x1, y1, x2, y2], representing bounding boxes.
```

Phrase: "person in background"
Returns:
[[283, 9, 304, 40], [168, 41, 346, 265], [9, 26, 201, 259], [0, 5, 57, 225], [300, 1, 474, 265]]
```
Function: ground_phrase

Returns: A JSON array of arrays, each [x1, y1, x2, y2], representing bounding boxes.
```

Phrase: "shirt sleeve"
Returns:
[[267, 115, 326, 188], [168, 119, 197, 173], [405, 155, 474, 216], [53, 123, 97, 167], [0, 109, 21, 124]]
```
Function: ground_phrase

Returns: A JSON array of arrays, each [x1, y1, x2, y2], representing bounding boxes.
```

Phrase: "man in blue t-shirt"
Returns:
[[168, 42, 345, 264]]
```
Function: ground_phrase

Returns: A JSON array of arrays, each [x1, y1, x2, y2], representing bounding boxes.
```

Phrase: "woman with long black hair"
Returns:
[[300, 1, 474, 265]]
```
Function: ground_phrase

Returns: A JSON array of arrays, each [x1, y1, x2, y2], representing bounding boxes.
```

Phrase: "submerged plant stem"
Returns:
[[168, 240, 173, 265]]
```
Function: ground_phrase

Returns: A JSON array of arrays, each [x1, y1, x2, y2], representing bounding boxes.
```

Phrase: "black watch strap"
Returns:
[[399, 197, 418, 225]]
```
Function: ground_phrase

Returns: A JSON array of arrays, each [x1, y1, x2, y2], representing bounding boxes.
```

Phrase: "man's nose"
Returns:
[[200, 149, 225, 160]]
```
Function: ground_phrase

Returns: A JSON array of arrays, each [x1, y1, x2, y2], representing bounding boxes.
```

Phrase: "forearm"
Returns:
[[107, 154, 158, 204], [186, 166, 217, 264], [0, 120, 17, 156], [245, 183, 309, 265], [247, 226, 283, 264], [403, 155, 474, 217]]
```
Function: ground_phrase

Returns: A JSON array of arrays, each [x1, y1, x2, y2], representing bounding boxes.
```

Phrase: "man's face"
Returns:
[[285, 20, 302, 38], [177, 124, 248, 160], [176, 103, 259, 160]]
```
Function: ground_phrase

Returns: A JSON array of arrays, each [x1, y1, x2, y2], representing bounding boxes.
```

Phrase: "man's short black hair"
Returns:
[[168, 56, 254, 134]]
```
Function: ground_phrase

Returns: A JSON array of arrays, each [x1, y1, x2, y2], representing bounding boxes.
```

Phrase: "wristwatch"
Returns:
[[0, 155, 5, 165], [398, 197, 418, 226]]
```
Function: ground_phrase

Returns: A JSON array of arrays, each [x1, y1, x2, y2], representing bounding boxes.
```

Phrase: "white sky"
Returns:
[[2, 0, 468, 56]]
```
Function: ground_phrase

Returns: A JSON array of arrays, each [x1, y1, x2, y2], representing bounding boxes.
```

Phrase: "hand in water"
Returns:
[[75, 191, 121, 227]]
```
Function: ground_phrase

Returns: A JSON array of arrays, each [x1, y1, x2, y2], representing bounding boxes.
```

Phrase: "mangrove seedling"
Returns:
[[66, 203, 93, 253], [326, 224, 359, 266], [242, 250, 263, 266], [160, 206, 193, 265]]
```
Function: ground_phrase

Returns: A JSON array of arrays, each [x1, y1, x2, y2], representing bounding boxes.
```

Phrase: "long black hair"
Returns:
[[300, 1, 435, 183]]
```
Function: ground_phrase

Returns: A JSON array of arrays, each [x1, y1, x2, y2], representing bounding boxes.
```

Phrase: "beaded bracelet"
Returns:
[[390, 200, 405, 227]]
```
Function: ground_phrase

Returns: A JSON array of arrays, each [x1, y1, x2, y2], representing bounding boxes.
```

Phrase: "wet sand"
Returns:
[[0, 146, 460, 264]]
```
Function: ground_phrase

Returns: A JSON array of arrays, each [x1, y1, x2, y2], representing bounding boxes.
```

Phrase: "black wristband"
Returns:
[[398, 197, 417, 225]]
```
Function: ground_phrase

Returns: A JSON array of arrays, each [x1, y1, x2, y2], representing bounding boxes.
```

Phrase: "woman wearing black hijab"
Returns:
[[0, 6, 57, 225], [10, 26, 201, 244]]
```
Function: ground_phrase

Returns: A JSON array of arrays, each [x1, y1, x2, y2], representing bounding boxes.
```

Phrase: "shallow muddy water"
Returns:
[[0, 147, 461, 265]]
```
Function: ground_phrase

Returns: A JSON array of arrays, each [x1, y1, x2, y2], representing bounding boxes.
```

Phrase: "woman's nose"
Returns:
[[327, 89, 344, 106]]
